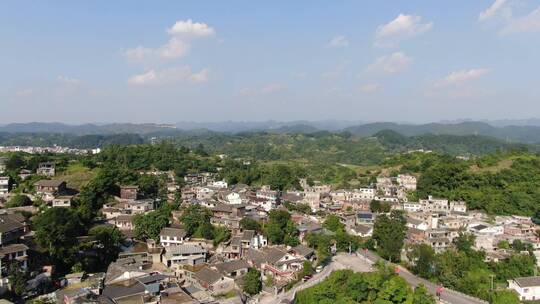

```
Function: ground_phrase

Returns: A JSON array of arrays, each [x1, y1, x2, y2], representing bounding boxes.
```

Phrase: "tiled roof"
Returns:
[[513, 276, 540, 287]]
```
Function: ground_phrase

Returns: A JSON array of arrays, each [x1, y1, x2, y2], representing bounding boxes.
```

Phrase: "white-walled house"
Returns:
[[226, 192, 242, 205], [508, 276, 540, 301], [159, 227, 187, 246], [403, 202, 422, 213]]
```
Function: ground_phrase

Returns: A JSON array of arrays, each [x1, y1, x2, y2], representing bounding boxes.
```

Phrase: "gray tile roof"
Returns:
[[160, 227, 187, 239], [102, 279, 146, 300], [214, 260, 250, 275], [34, 180, 65, 187], [291, 244, 314, 258], [514, 276, 540, 287], [164, 244, 206, 258], [194, 267, 222, 285], [0, 215, 24, 233]]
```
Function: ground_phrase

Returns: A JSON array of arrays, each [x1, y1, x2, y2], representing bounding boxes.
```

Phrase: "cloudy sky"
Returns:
[[1, 1, 540, 123]]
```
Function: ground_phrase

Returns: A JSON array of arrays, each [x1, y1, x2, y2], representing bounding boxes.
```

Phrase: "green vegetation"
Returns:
[[264, 209, 299, 246], [406, 234, 535, 302], [372, 210, 407, 262], [5, 194, 32, 208], [295, 268, 435, 304], [242, 268, 262, 296]]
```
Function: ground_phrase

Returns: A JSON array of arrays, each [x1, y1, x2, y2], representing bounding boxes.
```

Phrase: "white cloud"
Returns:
[[57, 75, 80, 85], [478, 0, 509, 22], [167, 19, 215, 37], [435, 68, 490, 87], [326, 35, 349, 48], [123, 46, 154, 62], [360, 83, 380, 93], [123, 19, 213, 62], [365, 52, 411, 75], [501, 6, 540, 34], [128, 66, 210, 86], [375, 14, 433, 46], [156, 37, 191, 59], [189, 68, 210, 83]]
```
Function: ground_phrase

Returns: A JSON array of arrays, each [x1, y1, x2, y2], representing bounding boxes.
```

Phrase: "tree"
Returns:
[[372, 210, 406, 262], [179, 204, 212, 237], [5, 154, 25, 172], [490, 290, 520, 304], [212, 226, 230, 246], [377, 275, 412, 303], [370, 200, 391, 213], [8, 261, 28, 299], [407, 244, 435, 278], [87, 225, 125, 271], [134, 206, 171, 240], [243, 268, 262, 296], [5, 194, 32, 208], [453, 232, 476, 253], [323, 214, 344, 232], [412, 284, 435, 304], [34, 207, 84, 269], [240, 218, 261, 232], [265, 209, 298, 245]]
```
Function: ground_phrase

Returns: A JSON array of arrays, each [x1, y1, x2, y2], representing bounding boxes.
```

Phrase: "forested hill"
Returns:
[[344, 121, 540, 143], [0, 129, 531, 163], [4, 120, 540, 143]]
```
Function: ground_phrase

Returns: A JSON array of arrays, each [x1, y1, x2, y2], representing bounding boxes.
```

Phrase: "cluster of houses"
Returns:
[[4, 160, 540, 302], [0, 146, 97, 155]]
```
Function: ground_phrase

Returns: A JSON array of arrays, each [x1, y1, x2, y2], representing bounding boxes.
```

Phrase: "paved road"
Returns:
[[257, 253, 372, 304], [257, 250, 487, 304], [359, 250, 488, 304]]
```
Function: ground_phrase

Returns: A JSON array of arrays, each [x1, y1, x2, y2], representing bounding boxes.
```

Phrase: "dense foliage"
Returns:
[[372, 210, 407, 262], [406, 235, 532, 302], [295, 268, 435, 304]]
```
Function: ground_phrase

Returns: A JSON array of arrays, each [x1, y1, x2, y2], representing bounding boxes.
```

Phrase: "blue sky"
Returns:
[[1, 1, 540, 123]]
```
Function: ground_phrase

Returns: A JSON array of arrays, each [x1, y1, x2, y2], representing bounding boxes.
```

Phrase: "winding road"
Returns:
[[257, 250, 488, 304]]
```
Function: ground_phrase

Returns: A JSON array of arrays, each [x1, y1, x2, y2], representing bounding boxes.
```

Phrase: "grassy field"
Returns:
[[57, 162, 97, 190]]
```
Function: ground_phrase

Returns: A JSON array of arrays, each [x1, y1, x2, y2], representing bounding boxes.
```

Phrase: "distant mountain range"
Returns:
[[3, 120, 540, 143]]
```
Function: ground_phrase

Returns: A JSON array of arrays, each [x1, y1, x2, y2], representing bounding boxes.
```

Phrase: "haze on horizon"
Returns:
[[1, 1, 540, 124]]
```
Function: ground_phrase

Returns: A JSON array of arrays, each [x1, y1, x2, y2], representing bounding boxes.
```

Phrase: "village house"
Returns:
[[214, 259, 250, 278], [162, 244, 208, 267], [0, 157, 7, 174], [36, 162, 55, 177], [0, 177, 8, 196], [420, 196, 450, 213], [191, 266, 235, 296], [350, 224, 374, 237], [290, 244, 315, 261], [159, 227, 187, 247], [34, 180, 66, 196], [246, 246, 304, 283], [211, 180, 228, 189], [18, 169, 32, 180], [396, 174, 417, 190], [0, 214, 26, 245], [114, 215, 135, 231], [122, 199, 154, 215], [52, 195, 73, 208], [508, 276, 540, 301], [0, 243, 29, 270], [406, 217, 429, 231], [120, 185, 138, 200], [403, 202, 422, 213]]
